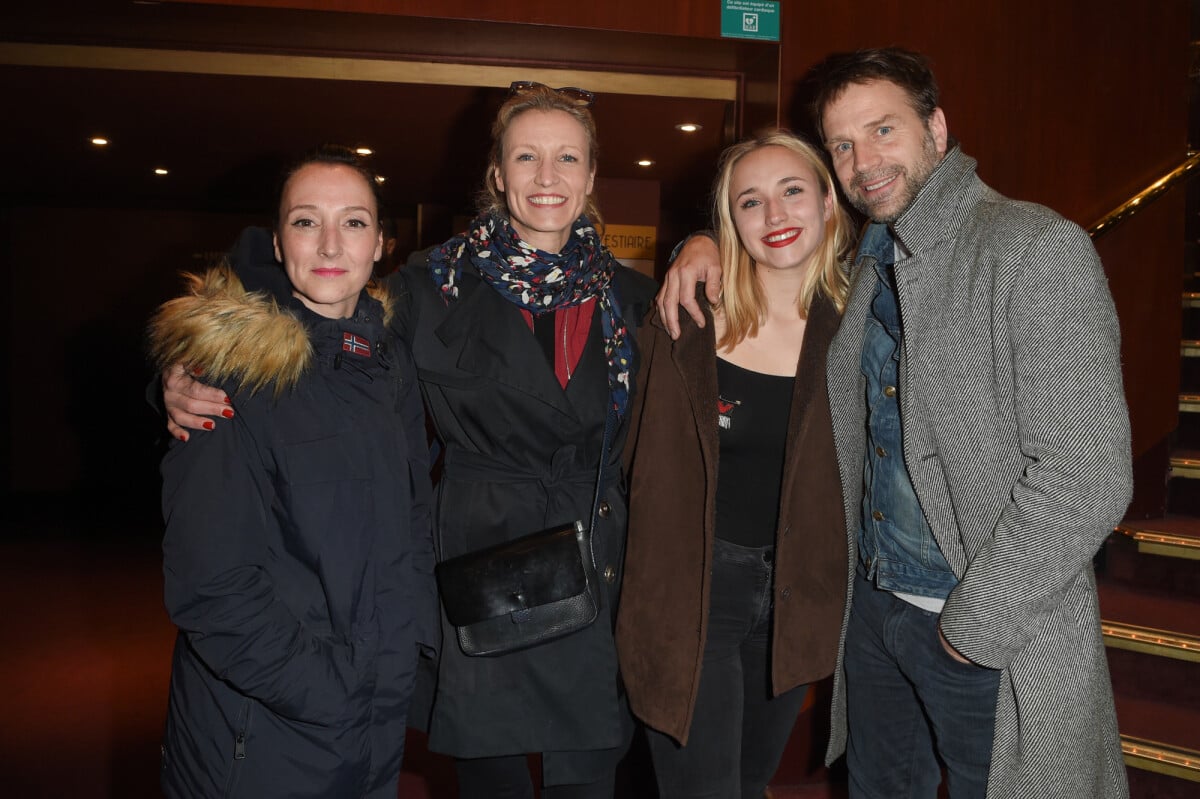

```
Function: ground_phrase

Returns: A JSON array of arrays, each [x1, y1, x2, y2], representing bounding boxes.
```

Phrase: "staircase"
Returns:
[[1099, 283, 1200, 795]]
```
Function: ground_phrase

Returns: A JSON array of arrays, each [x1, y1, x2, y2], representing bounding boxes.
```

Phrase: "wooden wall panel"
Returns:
[[166, 0, 724, 37]]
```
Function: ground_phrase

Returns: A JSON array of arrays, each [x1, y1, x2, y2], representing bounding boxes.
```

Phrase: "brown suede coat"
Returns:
[[616, 293, 848, 745]]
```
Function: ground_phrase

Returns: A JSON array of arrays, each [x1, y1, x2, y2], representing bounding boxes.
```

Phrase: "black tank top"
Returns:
[[713, 357, 794, 547]]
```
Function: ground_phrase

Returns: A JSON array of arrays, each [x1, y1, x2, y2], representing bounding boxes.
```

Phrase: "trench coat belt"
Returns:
[[441, 446, 618, 515]]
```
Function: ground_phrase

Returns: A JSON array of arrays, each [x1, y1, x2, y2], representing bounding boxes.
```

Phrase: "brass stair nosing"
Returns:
[[1184, 293, 1200, 309], [1113, 523, 1200, 560], [1168, 457, 1200, 480], [1180, 394, 1200, 413], [1122, 734, 1200, 781], [1181, 340, 1200, 357], [1102, 620, 1200, 663]]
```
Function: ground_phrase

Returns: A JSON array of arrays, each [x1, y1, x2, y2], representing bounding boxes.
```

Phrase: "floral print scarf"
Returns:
[[428, 211, 632, 417]]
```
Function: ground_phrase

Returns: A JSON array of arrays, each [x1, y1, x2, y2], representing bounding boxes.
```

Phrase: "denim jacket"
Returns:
[[857, 223, 957, 600]]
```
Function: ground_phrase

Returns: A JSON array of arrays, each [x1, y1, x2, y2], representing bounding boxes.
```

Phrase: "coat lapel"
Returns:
[[826, 259, 874, 542], [783, 294, 837, 448], [647, 307, 720, 485], [433, 276, 576, 418]]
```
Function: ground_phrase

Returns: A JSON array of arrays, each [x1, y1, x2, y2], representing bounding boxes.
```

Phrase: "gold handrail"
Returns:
[[1088, 152, 1200, 240]]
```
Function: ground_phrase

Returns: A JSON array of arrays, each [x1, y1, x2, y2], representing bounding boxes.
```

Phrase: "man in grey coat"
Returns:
[[659, 47, 1131, 799]]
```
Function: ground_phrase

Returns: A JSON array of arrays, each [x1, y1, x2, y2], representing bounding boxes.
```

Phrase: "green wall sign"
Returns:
[[721, 0, 780, 42]]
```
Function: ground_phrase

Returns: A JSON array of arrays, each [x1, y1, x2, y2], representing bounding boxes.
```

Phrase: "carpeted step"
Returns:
[[1098, 573, 1200, 656], [1104, 526, 1200, 597], [1099, 569, 1200, 629], [1128, 766, 1200, 798], [1113, 694, 1200, 784], [1098, 528, 1200, 788]]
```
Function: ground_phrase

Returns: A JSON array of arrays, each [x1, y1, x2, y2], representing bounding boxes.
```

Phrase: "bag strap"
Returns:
[[587, 408, 616, 534]]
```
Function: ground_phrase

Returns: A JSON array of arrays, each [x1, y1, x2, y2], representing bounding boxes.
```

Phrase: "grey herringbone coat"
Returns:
[[824, 147, 1132, 798]]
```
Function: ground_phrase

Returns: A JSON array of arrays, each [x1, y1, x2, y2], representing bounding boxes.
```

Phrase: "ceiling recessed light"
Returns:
[[90, 137, 109, 146], [374, 175, 386, 184], [675, 123, 702, 133], [154, 168, 169, 176], [637, 159, 654, 168], [356, 147, 374, 156]]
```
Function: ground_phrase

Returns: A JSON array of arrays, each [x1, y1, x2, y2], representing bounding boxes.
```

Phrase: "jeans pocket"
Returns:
[[931, 624, 990, 675]]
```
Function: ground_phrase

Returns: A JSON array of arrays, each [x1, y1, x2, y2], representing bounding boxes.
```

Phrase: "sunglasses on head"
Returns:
[[508, 81, 596, 108]]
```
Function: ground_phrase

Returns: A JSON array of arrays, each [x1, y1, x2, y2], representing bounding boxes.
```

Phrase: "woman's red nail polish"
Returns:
[[222, 409, 235, 419], [223, 396, 232, 405], [178, 432, 189, 443], [203, 420, 215, 431]]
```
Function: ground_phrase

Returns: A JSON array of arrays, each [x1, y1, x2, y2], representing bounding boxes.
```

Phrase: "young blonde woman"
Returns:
[[617, 130, 853, 798]]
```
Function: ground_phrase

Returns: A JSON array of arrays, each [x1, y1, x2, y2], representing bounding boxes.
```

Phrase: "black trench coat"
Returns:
[[394, 250, 656, 785]]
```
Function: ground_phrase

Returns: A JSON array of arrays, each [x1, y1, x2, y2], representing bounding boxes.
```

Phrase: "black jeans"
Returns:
[[646, 538, 809, 798]]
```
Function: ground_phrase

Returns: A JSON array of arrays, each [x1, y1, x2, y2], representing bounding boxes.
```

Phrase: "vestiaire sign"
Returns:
[[603, 224, 657, 277], [720, 0, 781, 41], [603, 225, 657, 261]]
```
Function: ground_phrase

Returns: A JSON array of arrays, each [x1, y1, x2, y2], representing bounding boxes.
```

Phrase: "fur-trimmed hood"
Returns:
[[148, 262, 390, 394]]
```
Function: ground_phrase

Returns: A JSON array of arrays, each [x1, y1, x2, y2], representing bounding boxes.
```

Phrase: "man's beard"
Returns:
[[848, 130, 941, 224]]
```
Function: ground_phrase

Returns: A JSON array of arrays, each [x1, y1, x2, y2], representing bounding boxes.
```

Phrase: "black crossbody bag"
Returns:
[[435, 411, 615, 657]]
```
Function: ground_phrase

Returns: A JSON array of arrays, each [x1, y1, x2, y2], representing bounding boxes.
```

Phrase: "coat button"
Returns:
[[872, 510, 885, 521], [780, 587, 791, 599], [603, 565, 616, 583], [875, 446, 887, 457], [598, 500, 611, 519], [883, 385, 897, 398]]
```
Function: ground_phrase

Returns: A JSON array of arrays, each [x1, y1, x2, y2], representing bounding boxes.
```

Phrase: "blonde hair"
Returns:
[[712, 130, 853, 349], [480, 84, 604, 230]]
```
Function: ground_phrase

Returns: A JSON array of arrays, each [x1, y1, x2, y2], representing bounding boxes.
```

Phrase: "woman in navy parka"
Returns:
[[148, 146, 437, 798]]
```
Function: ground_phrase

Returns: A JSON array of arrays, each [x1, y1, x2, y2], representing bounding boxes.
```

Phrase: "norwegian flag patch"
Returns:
[[342, 332, 371, 357]]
